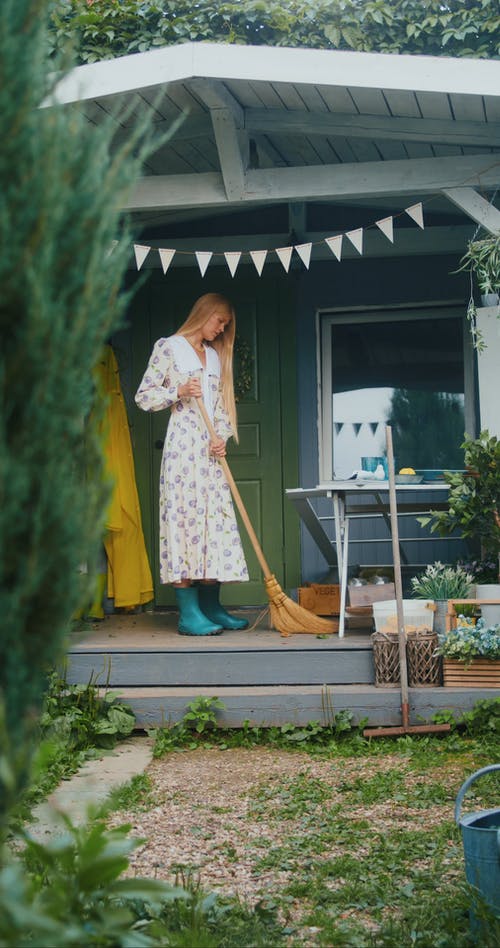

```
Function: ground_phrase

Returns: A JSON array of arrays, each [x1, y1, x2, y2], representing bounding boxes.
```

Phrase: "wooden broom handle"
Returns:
[[196, 397, 273, 580]]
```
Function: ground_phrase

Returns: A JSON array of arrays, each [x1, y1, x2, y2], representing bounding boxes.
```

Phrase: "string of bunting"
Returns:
[[131, 202, 425, 277]]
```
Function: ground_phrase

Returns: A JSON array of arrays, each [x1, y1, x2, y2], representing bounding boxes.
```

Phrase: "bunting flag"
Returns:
[[224, 251, 241, 277], [405, 202, 424, 229], [369, 421, 380, 435], [325, 235, 343, 261], [375, 216, 394, 243], [294, 242, 312, 269], [353, 423, 362, 436], [158, 248, 175, 274], [195, 251, 212, 277], [345, 228, 363, 255], [250, 249, 267, 276], [134, 244, 151, 271], [275, 246, 293, 273], [132, 198, 431, 274], [334, 422, 344, 435]]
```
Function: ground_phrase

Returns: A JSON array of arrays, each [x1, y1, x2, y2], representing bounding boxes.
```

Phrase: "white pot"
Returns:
[[480, 292, 500, 307], [475, 584, 500, 626]]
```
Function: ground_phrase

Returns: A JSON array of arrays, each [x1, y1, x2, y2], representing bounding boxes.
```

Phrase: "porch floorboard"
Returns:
[[66, 613, 499, 728]]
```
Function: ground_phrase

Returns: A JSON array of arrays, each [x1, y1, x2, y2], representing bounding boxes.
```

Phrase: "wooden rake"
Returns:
[[363, 425, 451, 738], [196, 397, 336, 636]]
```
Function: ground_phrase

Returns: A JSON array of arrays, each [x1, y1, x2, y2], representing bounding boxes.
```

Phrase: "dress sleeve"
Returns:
[[135, 339, 180, 413], [213, 380, 233, 442]]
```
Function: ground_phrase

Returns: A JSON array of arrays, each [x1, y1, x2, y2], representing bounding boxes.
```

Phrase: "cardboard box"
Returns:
[[348, 583, 396, 608], [298, 583, 340, 616]]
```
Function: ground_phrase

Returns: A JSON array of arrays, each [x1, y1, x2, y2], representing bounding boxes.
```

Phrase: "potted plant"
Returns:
[[458, 235, 500, 307], [419, 431, 500, 624], [436, 619, 500, 687], [410, 561, 474, 634]]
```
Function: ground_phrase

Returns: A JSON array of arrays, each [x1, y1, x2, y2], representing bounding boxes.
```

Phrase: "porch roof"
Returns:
[[52, 42, 500, 263]]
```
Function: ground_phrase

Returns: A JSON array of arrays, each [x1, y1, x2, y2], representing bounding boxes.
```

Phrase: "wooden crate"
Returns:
[[443, 659, 500, 687], [298, 583, 340, 616]]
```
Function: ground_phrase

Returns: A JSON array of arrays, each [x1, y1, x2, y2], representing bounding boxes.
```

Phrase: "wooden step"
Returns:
[[112, 684, 500, 729]]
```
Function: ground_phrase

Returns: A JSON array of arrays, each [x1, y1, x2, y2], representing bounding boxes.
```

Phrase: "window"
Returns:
[[318, 306, 474, 482]]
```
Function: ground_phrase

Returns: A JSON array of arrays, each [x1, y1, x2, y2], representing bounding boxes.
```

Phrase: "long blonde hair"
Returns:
[[177, 293, 239, 442]]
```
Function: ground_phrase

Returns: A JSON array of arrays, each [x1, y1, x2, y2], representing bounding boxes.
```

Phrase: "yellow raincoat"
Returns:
[[97, 346, 154, 609]]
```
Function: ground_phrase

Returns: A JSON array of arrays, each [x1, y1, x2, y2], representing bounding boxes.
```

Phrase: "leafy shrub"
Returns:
[[41, 670, 135, 750]]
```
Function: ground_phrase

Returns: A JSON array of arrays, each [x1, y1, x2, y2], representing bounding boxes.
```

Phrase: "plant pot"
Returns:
[[443, 658, 500, 687], [480, 293, 500, 307], [433, 599, 449, 635], [475, 584, 500, 626]]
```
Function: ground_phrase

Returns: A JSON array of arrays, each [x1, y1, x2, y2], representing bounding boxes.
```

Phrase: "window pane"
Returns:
[[331, 315, 465, 477]]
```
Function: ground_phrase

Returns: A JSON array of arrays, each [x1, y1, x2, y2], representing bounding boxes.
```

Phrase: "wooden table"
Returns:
[[286, 481, 451, 637]]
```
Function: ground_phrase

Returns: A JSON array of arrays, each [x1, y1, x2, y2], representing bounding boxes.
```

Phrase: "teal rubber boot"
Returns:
[[198, 582, 249, 630], [175, 587, 223, 636]]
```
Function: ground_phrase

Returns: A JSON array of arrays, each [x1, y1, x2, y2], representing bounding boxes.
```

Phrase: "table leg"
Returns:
[[338, 516, 349, 638]]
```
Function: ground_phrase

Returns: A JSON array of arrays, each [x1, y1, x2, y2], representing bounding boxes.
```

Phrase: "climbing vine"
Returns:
[[49, 1, 500, 65]]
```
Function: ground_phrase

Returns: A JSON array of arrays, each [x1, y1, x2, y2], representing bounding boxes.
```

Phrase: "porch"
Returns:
[[65, 611, 498, 729]]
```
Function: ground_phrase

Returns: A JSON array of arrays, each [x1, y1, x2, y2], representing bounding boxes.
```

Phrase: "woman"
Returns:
[[135, 293, 249, 635]]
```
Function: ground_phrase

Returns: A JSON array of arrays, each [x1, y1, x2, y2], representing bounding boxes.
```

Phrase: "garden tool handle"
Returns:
[[454, 763, 500, 825], [195, 397, 273, 580]]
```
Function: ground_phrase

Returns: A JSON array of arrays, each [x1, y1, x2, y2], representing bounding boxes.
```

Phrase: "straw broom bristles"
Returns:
[[196, 398, 338, 637], [265, 575, 338, 636]]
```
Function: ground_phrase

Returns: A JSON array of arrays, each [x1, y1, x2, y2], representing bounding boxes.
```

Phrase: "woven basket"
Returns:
[[371, 630, 441, 687], [407, 631, 441, 687], [371, 631, 400, 687]]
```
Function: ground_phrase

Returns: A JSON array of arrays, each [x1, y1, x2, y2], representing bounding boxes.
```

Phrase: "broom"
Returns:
[[196, 397, 337, 636], [363, 425, 450, 738]]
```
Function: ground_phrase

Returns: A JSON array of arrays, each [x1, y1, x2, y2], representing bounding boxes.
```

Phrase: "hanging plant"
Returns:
[[233, 336, 254, 402]]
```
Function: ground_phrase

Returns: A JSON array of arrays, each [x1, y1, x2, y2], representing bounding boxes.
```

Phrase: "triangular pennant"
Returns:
[[294, 242, 312, 269], [334, 422, 344, 435], [375, 217, 394, 243], [250, 249, 267, 276], [134, 244, 151, 271], [369, 422, 379, 435], [195, 251, 213, 277], [275, 246, 293, 273], [224, 251, 241, 278], [405, 202, 424, 229], [158, 248, 175, 275], [353, 423, 362, 436], [345, 228, 363, 255], [325, 235, 343, 261]]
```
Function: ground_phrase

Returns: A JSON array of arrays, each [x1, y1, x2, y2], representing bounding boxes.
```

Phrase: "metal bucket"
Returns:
[[455, 764, 500, 924]]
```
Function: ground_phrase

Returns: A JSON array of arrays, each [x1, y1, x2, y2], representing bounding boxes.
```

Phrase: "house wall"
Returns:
[[295, 251, 474, 586]]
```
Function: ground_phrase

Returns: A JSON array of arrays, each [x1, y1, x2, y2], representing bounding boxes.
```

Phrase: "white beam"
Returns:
[[189, 78, 247, 200], [49, 42, 500, 107], [442, 188, 500, 235], [246, 108, 500, 148], [125, 153, 500, 212]]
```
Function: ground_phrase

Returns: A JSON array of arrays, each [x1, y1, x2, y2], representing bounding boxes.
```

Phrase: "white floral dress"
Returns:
[[135, 334, 249, 585]]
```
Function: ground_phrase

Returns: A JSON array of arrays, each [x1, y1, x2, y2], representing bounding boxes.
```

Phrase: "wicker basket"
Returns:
[[371, 630, 441, 687], [371, 631, 400, 687], [407, 631, 441, 687]]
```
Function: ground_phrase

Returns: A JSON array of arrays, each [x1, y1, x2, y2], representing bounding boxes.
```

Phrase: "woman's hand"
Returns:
[[178, 378, 202, 399], [209, 437, 226, 458]]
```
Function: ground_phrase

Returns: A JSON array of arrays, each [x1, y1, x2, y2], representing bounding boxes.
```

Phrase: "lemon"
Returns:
[[399, 467, 416, 475]]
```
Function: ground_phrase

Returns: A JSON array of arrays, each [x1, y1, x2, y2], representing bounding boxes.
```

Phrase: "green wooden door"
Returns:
[[131, 272, 297, 607]]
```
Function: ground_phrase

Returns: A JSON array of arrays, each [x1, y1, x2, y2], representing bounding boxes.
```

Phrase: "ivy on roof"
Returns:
[[49, 0, 500, 65]]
